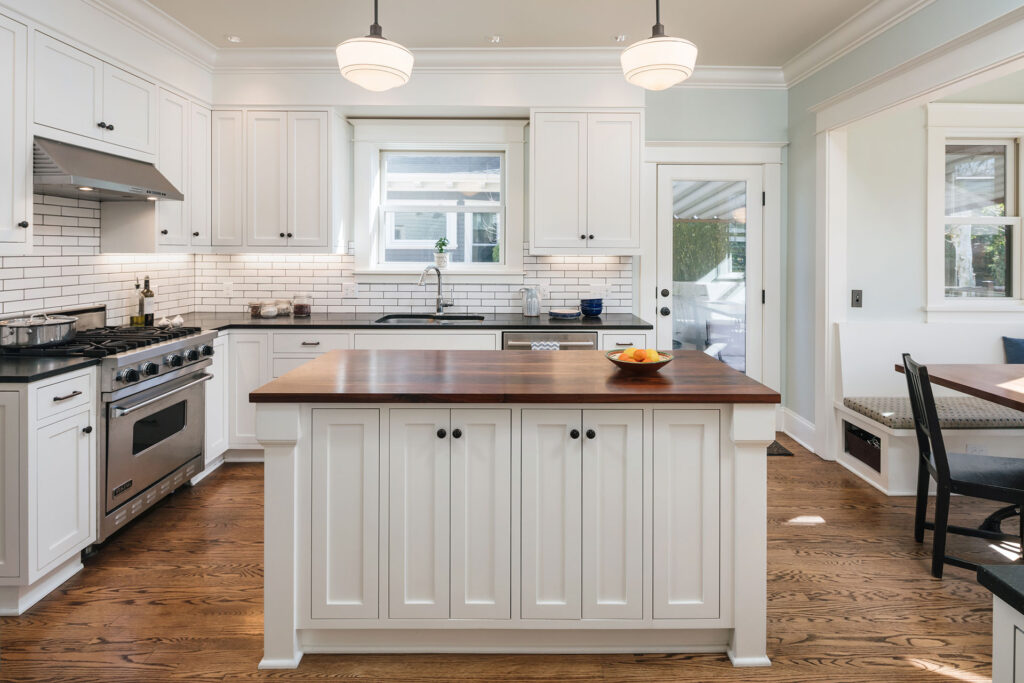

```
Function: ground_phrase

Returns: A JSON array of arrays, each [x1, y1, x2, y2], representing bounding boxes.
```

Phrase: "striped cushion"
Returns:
[[844, 396, 1024, 430]]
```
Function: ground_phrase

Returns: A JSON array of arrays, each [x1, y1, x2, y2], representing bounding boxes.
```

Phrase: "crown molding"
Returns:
[[86, 0, 218, 70], [782, 0, 936, 88], [680, 66, 786, 90]]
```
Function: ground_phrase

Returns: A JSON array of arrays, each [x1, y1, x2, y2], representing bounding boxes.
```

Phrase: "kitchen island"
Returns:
[[250, 350, 780, 669]]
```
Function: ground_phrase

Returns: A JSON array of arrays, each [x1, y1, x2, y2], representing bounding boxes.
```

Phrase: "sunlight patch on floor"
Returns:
[[909, 658, 990, 682], [786, 515, 826, 525]]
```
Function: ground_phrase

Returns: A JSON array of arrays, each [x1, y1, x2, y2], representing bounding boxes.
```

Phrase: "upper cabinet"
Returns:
[[0, 13, 30, 252], [156, 89, 189, 247], [211, 110, 244, 247], [189, 103, 212, 247], [34, 33, 156, 155], [529, 109, 642, 255]]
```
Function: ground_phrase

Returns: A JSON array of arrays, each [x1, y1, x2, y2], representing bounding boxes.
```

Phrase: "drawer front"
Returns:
[[599, 332, 649, 351], [272, 356, 318, 378], [35, 373, 91, 421], [272, 332, 351, 354], [353, 333, 497, 351]]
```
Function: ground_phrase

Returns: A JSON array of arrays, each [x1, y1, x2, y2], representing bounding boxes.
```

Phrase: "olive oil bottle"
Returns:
[[130, 278, 145, 327], [141, 276, 155, 326]]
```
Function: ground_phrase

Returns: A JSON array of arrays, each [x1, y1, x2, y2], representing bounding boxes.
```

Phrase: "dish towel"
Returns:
[[531, 341, 560, 350]]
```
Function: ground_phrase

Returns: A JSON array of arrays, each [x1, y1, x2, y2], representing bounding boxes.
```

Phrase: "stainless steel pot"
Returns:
[[0, 314, 78, 348]]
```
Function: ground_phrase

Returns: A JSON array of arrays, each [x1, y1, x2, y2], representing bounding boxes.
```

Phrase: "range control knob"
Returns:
[[184, 348, 200, 362], [199, 344, 215, 357], [165, 354, 184, 368], [118, 368, 140, 383], [140, 362, 159, 376]]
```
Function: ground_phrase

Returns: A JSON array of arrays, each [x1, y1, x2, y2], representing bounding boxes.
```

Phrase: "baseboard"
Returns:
[[782, 408, 817, 455], [0, 556, 83, 615], [190, 455, 225, 485], [224, 448, 264, 463]]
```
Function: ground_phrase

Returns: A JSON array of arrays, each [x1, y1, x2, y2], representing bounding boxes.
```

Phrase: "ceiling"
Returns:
[[147, 0, 875, 66]]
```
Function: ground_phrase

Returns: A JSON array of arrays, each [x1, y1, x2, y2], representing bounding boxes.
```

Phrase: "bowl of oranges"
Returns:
[[606, 347, 673, 375]]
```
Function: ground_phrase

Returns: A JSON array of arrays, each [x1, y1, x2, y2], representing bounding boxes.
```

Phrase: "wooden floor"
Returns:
[[0, 435, 1007, 682]]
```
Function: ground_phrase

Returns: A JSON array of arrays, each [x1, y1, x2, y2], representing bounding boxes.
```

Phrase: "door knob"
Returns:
[[452, 428, 463, 439], [16, 221, 28, 228], [660, 307, 671, 316], [585, 429, 596, 440], [569, 429, 580, 439], [660, 288, 670, 297], [437, 428, 447, 439]]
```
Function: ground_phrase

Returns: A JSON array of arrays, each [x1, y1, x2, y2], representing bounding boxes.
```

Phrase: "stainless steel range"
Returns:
[[1, 306, 217, 543]]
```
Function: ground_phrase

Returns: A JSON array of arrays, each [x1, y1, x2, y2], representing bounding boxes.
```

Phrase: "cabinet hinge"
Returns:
[[761, 289, 766, 304]]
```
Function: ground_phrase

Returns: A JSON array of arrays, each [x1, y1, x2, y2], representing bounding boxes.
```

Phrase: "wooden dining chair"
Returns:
[[903, 353, 1024, 578]]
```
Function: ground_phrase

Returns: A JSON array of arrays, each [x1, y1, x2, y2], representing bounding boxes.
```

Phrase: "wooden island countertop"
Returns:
[[249, 349, 781, 404]]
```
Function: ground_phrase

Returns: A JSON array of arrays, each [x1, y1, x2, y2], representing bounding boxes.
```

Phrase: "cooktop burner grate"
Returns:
[[0, 326, 204, 358]]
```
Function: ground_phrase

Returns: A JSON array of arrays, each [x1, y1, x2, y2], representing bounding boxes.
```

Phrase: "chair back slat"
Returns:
[[901, 353, 951, 484]]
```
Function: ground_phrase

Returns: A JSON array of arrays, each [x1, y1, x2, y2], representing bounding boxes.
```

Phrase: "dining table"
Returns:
[[894, 363, 1024, 413]]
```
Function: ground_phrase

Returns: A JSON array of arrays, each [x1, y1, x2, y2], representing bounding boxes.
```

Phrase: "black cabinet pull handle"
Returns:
[[437, 428, 447, 439], [569, 429, 580, 439], [97, 121, 107, 128], [660, 288, 670, 297], [586, 429, 596, 440], [17, 221, 28, 228], [82, 425, 93, 434], [300, 341, 320, 346], [192, 231, 200, 237], [53, 390, 82, 402], [160, 229, 169, 235], [452, 428, 462, 439], [660, 307, 671, 316]]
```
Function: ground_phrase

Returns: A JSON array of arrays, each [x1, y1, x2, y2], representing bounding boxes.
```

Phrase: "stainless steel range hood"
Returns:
[[33, 137, 184, 202]]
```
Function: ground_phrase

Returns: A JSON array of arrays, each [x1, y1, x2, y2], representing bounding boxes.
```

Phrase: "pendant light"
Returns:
[[620, 0, 697, 91], [336, 0, 413, 92]]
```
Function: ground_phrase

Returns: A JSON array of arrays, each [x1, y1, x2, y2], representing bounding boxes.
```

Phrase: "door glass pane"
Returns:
[[944, 223, 1012, 297], [945, 144, 1007, 217], [670, 180, 747, 373]]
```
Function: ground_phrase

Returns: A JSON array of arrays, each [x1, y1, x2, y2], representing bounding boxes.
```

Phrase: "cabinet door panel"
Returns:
[[203, 336, 227, 462], [101, 64, 156, 152], [312, 409, 379, 619], [531, 113, 587, 250], [450, 409, 511, 619], [246, 111, 288, 246], [287, 111, 328, 247], [156, 89, 188, 246], [228, 333, 269, 447], [586, 113, 640, 249], [33, 33, 102, 140], [34, 410, 93, 574], [0, 392, 18, 577], [211, 110, 244, 246], [652, 409, 720, 619], [582, 409, 643, 619], [389, 409, 450, 618], [521, 409, 581, 619], [0, 15, 28, 246], [189, 104, 212, 246]]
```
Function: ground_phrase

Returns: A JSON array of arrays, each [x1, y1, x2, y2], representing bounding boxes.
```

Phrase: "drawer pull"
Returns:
[[300, 341, 321, 346], [614, 342, 634, 347], [52, 390, 83, 402]]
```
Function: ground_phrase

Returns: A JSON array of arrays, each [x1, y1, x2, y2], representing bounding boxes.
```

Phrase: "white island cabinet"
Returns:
[[252, 349, 778, 670]]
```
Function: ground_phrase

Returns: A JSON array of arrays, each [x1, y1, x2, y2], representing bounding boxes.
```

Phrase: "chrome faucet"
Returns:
[[418, 265, 454, 314]]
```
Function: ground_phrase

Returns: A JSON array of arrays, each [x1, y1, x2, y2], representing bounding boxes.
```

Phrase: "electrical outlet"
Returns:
[[851, 289, 863, 308], [342, 282, 359, 297]]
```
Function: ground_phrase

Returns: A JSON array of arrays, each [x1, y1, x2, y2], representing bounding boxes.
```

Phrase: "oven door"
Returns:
[[105, 372, 210, 514]]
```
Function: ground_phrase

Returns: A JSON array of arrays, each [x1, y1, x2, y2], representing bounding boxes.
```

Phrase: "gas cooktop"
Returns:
[[0, 326, 203, 358]]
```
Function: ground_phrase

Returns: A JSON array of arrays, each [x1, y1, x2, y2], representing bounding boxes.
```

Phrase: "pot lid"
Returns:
[[0, 314, 78, 328]]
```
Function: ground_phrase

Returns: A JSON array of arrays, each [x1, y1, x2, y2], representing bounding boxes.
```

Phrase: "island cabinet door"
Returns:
[[581, 409, 643, 619], [652, 410, 721, 619], [311, 409, 379, 619], [389, 409, 451, 619], [521, 409, 582, 619], [449, 409, 512, 619]]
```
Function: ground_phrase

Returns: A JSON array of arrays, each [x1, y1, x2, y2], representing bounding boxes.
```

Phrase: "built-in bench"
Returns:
[[835, 323, 1024, 495]]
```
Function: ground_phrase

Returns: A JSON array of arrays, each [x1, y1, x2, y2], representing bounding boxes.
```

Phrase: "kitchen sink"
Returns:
[[373, 314, 486, 325]]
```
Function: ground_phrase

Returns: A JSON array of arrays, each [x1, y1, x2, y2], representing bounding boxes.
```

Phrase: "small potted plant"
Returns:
[[434, 237, 449, 269]]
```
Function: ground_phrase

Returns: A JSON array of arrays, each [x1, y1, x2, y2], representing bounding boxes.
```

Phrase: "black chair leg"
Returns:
[[914, 456, 929, 543], [932, 487, 951, 579]]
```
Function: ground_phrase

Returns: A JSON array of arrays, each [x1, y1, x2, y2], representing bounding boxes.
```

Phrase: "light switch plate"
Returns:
[[851, 289, 863, 308], [342, 282, 359, 297]]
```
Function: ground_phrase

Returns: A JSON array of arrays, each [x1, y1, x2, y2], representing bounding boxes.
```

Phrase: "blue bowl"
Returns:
[[580, 298, 603, 317]]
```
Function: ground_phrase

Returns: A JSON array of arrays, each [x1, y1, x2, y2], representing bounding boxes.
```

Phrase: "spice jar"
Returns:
[[275, 298, 293, 316], [259, 301, 279, 318], [248, 301, 261, 318], [293, 293, 312, 318]]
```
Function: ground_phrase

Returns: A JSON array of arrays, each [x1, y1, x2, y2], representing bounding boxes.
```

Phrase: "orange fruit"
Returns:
[[633, 349, 647, 362], [620, 346, 637, 360]]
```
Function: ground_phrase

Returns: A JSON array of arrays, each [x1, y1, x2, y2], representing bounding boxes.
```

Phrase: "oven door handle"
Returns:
[[112, 373, 212, 418]]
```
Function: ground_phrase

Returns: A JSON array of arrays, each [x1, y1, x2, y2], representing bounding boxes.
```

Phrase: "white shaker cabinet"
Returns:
[[228, 333, 270, 448], [211, 110, 245, 247], [530, 113, 587, 250], [246, 111, 289, 247], [287, 111, 329, 247], [203, 335, 229, 465], [0, 13, 29, 250], [189, 103, 212, 247], [156, 89, 189, 246], [0, 392, 18, 578], [101, 64, 157, 154]]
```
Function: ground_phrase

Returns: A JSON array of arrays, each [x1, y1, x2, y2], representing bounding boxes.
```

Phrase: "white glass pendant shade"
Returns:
[[336, 36, 413, 92], [620, 35, 697, 91]]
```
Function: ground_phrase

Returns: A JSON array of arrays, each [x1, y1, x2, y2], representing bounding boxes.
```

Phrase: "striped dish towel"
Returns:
[[530, 341, 560, 350]]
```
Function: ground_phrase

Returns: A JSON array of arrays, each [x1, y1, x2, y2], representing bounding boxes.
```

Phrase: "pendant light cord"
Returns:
[[369, 0, 383, 37], [651, 0, 665, 37]]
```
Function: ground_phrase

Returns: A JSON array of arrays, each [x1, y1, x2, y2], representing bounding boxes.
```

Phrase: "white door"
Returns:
[[211, 110, 244, 247], [389, 408, 450, 618], [531, 112, 588, 250], [33, 33, 103, 140], [311, 409, 379, 619], [581, 409, 643, 619], [228, 333, 269, 447], [0, 14, 28, 246], [656, 164, 764, 380], [101, 64, 156, 152], [33, 409, 94, 575], [450, 409, 512, 619], [189, 103, 212, 246], [586, 113, 640, 250], [652, 409, 720, 619], [203, 335, 228, 463], [246, 111, 288, 247], [521, 409, 582, 619], [287, 111, 328, 247], [156, 89, 188, 246], [0, 392, 19, 577]]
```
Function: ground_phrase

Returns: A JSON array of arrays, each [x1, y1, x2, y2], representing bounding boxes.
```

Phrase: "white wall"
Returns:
[[645, 88, 787, 142]]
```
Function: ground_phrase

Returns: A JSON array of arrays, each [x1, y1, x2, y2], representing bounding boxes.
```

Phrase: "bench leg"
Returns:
[[980, 504, 1020, 535]]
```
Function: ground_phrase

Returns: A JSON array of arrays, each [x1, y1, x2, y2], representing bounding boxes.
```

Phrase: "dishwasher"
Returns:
[[502, 331, 598, 351]]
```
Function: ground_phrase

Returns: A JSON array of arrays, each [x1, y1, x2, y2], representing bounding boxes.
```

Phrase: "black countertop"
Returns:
[[182, 312, 653, 331], [0, 356, 100, 383], [978, 565, 1024, 614]]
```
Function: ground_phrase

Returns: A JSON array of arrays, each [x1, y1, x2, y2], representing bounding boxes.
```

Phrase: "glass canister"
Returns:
[[248, 301, 261, 318], [275, 298, 293, 316], [293, 293, 312, 318], [259, 301, 279, 318]]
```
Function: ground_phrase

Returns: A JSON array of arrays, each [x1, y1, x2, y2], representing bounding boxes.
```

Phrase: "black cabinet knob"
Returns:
[[660, 288, 670, 297], [192, 231, 200, 237], [588, 234, 594, 240], [97, 121, 107, 128], [161, 229, 169, 235], [580, 234, 586, 240], [16, 220, 28, 228], [107, 124, 114, 131], [586, 429, 596, 440], [660, 307, 671, 316], [82, 425, 93, 434], [279, 232, 285, 238], [452, 428, 462, 439], [286, 232, 293, 238], [569, 429, 580, 439], [437, 428, 447, 439]]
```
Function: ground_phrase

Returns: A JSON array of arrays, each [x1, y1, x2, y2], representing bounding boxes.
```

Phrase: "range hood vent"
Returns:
[[33, 137, 183, 202]]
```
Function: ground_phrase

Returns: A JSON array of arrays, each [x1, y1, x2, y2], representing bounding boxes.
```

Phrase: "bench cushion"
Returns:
[[844, 396, 1024, 430]]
